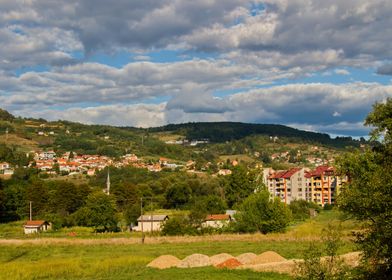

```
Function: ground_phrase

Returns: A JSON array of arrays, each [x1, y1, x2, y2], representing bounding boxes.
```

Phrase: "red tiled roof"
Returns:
[[269, 168, 301, 179], [205, 214, 231, 221], [307, 165, 335, 177], [25, 220, 47, 226]]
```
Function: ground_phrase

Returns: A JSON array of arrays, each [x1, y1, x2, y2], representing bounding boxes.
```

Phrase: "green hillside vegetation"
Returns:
[[150, 122, 364, 148]]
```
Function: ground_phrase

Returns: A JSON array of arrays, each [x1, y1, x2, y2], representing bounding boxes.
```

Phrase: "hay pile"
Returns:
[[147, 255, 181, 269], [340, 252, 362, 267], [216, 258, 242, 269], [236, 252, 257, 264], [250, 251, 286, 265], [177, 254, 211, 268], [210, 253, 234, 266], [239, 260, 298, 275]]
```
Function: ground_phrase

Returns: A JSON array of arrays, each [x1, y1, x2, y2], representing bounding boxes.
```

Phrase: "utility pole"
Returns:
[[150, 198, 153, 233], [140, 198, 144, 244], [29, 201, 32, 221]]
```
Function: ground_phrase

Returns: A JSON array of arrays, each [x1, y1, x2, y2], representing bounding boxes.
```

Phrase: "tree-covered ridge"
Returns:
[[149, 122, 361, 148], [0, 109, 15, 121]]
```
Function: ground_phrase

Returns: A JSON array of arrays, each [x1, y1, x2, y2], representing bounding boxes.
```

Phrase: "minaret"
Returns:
[[106, 169, 110, 195]]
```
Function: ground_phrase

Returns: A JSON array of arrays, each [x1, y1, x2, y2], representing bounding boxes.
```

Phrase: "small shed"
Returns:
[[24, 220, 51, 234], [134, 215, 169, 232], [202, 214, 232, 228]]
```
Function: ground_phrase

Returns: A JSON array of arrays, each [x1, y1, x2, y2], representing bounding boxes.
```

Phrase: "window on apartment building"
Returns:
[[298, 188, 302, 192]]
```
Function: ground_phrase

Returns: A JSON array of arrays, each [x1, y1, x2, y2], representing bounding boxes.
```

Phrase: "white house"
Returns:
[[202, 214, 232, 229], [24, 220, 51, 234], [0, 162, 10, 171], [133, 215, 169, 232]]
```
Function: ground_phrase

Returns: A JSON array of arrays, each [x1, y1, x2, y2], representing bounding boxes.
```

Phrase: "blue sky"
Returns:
[[1, 0, 392, 136]]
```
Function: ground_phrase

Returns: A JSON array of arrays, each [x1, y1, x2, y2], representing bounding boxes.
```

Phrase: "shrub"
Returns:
[[234, 190, 292, 234]]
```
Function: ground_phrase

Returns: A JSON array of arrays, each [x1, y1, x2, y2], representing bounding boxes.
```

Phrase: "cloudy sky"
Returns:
[[1, 0, 392, 136]]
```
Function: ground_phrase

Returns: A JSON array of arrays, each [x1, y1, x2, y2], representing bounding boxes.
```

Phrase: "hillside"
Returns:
[[0, 108, 363, 168], [149, 122, 361, 148]]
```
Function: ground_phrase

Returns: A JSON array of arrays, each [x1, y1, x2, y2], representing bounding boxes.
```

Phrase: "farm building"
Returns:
[[134, 215, 169, 232], [202, 214, 232, 228], [24, 220, 51, 234]]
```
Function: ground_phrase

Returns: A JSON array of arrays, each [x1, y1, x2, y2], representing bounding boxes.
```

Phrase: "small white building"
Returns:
[[202, 214, 232, 229], [133, 215, 169, 232], [0, 162, 10, 170], [24, 220, 51, 234]]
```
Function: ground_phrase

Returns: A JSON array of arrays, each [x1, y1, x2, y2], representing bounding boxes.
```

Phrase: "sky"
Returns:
[[1, 0, 392, 137]]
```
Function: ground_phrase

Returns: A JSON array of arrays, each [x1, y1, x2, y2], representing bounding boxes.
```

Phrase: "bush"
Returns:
[[289, 199, 320, 221], [234, 190, 292, 234], [323, 203, 334, 211], [295, 225, 351, 280], [161, 216, 196, 236]]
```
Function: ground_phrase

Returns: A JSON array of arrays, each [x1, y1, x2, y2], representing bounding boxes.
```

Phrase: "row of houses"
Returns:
[[132, 214, 232, 232], [263, 165, 346, 207], [23, 214, 233, 234]]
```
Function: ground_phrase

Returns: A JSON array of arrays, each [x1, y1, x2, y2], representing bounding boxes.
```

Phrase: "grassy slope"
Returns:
[[0, 211, 358, 279]]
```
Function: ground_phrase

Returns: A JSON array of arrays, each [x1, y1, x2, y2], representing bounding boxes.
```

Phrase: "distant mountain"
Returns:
[[149, 122, 360, 148]]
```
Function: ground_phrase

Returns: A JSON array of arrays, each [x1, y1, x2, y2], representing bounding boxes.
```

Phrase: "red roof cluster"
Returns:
[[305, 165, 335, 178], [269, 168, 302, 179]]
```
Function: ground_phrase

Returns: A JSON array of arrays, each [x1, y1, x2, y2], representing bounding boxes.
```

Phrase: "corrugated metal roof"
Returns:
[[137, 215, 168, 222]]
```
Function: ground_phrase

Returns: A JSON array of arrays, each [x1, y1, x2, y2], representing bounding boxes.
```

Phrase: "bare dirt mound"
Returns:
[[177, 254, 211, 268], [147, 255, 181, 269], [236, 252, 257, 264], [239, 260, 298, 275], [250, 251, 286, 265], [210, 253, 234, 266], [216, 258, 242, 269]]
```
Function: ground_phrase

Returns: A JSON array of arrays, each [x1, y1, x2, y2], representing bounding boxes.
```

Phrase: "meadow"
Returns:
[[0, 210, 360, 280]]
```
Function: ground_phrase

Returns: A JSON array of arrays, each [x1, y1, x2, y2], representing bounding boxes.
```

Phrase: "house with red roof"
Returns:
[[202, 214, 232, 228], [24, 220, 51, 234]]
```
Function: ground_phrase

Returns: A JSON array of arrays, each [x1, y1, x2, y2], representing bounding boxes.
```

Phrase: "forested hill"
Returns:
[[149, 122, 360, 148]]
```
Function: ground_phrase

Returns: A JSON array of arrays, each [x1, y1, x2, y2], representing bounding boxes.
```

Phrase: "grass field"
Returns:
[[0, 210, 359, 279]]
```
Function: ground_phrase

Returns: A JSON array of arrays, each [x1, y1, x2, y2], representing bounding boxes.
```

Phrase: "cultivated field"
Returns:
[[0, 211, 360, 280]]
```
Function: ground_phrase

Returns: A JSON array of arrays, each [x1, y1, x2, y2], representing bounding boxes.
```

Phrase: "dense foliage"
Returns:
[[337, 98, 392, 279], [150, 122, 361, 148], [234, 190, 292, 234]]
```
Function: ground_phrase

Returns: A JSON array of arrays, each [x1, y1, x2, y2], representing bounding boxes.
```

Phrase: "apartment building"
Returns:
[[267, 168, 307, 204], [266, 165, 346, 206], [305, 166, 346, 207]]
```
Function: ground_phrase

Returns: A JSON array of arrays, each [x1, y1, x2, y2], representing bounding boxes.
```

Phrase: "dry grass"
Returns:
[[0, 133, 38, 151]]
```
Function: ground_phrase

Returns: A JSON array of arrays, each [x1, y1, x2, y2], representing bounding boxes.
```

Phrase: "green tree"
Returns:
[[289, 199, 320, 221], [336, 98, 392, 279], [235, 190, 292, 234], [165, 183, 192, 209], [225, 165, 257, 208], [72, 192, 118, 232]]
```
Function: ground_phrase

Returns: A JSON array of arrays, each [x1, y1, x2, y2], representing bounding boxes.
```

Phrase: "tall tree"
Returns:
[[225, 165, 257, 208], [337, 98, 392, 279], [235, 190, 292, 234]]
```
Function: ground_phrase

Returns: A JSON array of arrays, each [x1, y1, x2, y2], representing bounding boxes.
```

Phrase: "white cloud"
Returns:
[[334, 69, 350, 75]]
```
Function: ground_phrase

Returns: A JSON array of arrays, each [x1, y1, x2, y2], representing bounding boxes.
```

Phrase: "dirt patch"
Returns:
[[177, 253, 211, 268], [216, 258, 242, 269], [210, 253, 234, 266], [236, 252, 257, 264], [147, 255, 180, 269], [250, 251, 286, 265]]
